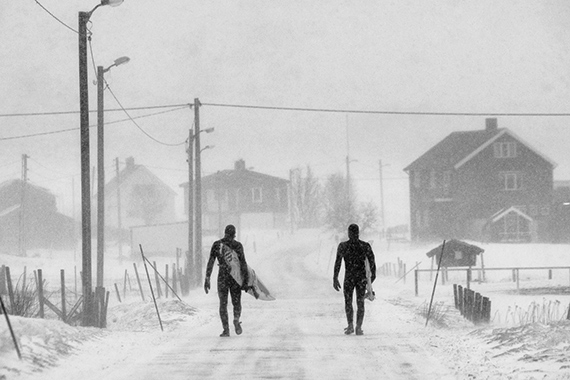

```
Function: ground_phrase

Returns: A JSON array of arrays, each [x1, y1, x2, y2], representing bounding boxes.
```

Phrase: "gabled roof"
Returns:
[[200, 169, 289, 188], [404, 127, 556, 172], [0, 179, 51, 194], [102, 161, 176, 197], [491, 206, 532, 223], [0, 204, 20, 217]]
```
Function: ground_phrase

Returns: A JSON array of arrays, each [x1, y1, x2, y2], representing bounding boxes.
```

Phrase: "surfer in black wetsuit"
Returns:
[[204, 224, 249, 337], [333, 224, 376, 336]]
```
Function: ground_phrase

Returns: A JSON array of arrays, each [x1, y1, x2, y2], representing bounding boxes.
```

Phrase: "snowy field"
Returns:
[[1, 229, 570, 379]]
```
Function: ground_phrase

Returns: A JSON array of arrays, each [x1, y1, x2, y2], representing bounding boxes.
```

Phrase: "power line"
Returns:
[[0, 104, 192, 118], [105, 83, 188, 146], [8, 102, 570, 119], [0, 106, 188, 141], [33, 0, 78, 34], [202, 102, 570, 117]]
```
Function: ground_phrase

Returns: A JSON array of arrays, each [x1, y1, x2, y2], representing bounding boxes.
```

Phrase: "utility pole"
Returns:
[[186, 116, 195, 286], [96, 66, 105, 288], [379, 159, 386, 240], [115, 158, 123, 258], [194, 98, 203, 286], [79, 10, 93, 327], [345, 115, 352, 218], [19, 154, 29, 257]]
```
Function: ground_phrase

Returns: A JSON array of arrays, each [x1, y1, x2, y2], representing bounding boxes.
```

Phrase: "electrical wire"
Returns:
[[0, 104, 191, 118], [104, 82, 188, 146], [201, 102, 570, 117], [33, 0, 78, 34], [0, 107, 188, 141]]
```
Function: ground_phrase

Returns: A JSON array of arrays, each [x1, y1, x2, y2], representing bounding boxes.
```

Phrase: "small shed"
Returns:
[[426, 239, 484, 267]]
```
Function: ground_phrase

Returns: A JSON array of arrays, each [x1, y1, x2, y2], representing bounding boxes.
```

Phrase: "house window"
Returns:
[[494, 142, 517, 158], [413, 171, 421, 188], [500, 172, 522, 190], [252, 187, 262, 203], [429, 170, 437, 189]]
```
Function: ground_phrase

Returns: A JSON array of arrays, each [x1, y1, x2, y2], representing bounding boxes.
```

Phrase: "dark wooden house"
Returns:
[[426, 239, 484, 267], [550, 181, 570, 243], [181, 159, 289, 236], [404, 118, 556, 243], [0, 179, 76, 253]]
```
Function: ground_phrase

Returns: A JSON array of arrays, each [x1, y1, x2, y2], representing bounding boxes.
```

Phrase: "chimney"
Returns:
[[126, 156, 135, 169], [485, 118, 498, 132], [234, 159, 246, 171]]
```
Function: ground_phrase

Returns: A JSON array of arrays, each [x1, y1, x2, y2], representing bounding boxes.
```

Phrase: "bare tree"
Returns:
[[290, 165, 323, 228], [324, 172, 357, 233]]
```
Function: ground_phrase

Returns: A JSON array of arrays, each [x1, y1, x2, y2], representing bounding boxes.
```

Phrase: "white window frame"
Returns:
[[501, 172, 522, 191], [494, 142, 517, 158]]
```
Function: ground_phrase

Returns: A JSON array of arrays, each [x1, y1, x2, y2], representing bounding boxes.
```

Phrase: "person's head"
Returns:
[[224, 224, 236, 239], [348, 224, 359, 240]]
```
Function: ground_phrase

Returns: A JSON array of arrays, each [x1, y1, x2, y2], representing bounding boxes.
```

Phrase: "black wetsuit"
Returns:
[[206, 237, 249, 330], [334, 235, 376, 328]]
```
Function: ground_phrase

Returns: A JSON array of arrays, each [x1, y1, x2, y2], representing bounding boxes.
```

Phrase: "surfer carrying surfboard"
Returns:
[[204, 225, 250, 337], [333, 224, 377, 336]]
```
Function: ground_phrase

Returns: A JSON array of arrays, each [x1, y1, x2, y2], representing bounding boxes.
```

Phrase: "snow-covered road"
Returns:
[[32, 235, 457, 380]]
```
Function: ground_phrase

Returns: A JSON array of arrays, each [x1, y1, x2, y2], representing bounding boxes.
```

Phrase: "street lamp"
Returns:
[[186, 122, 214, 289], [78, 0, 123, 327], [96, 56, 130, 291]]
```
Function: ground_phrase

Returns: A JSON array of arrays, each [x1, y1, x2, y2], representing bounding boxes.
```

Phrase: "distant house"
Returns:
[[404, 118, 556, 243], [425, 239, 484, 268], [0, 179, 75, 252], [181, 159, 289, 236], [99, 157, 176, 229]]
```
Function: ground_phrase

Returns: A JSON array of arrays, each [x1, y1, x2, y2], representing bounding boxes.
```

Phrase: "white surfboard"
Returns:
[[364, 258, 375, 301], [220, 243, 275, 301]]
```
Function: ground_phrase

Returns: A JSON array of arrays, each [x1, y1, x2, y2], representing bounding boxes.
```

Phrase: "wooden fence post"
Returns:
[[482, 297, 491, 323], [473, 293, 483, 323], [133, 263, 145, 301], [516, 269, 520, 291], [38, 269, 44, 318], [414, 270, 418, 297], [457, 285, 464, 315], [467, 267, 471, 290], [5, 267, 15, 313], [114, 283, 122, 303], [172, 264, 177, 294], [165, 264, 169, 298], [549, 269, 552, 280], [453, 284, 458, 309], [154, 261, 162, 298], [60, 269, 66, 323], [463, 289, 468, 320], [0, 265, 6, 295]]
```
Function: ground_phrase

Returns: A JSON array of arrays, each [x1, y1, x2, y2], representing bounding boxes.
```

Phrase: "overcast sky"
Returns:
[[2, 0, 570, 228]]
